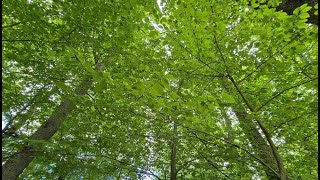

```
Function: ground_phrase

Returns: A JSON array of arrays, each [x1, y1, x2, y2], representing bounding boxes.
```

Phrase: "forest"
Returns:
[[2, 0, 318, 179]]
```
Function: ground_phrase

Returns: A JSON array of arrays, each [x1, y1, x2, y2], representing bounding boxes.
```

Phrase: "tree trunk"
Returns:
[[169, 79, 184, 180], [235, 111, 280, 180], [2, 80, 91, 179], [170, 122, 178, 180], [2, 61, 105, 179], [227, 74, 287, 180]]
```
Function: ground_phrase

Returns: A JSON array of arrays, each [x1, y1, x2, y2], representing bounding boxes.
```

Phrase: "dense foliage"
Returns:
[[2, 0, 318, 179]]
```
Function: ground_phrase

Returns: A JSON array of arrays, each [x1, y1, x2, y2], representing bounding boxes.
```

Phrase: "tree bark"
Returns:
[[170, 122, 178, 180], [2, 61, 104, 179], [170, 79, 184, 180], [235, 111, 280, 180], [227, 74, 287, 180], [2, 81, 91, 179]]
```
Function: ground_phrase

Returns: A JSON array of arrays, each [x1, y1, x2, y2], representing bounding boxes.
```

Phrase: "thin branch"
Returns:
[[256, 77, 318, 111], [238, 30, 305, 83], [86, 93, 104, 117], [190, 131, 278, 178], [176, 159, 196, 175], [204, 157, 231, 179], [2, 22, 22, 29], [256, 120, 286, 180], [303, 130, 318, 141], [2, 102, 32, 135], [228, 74, 255, 112], [175, 123, 279, 175], [187, 133, 232, 179], [213, 35, 227, 64], [271, 110, 316, 133], [165, 26, 224, 76], [2, 39, 33, 42], [196, 57, 225, 76], [56, 152, 162, 180]]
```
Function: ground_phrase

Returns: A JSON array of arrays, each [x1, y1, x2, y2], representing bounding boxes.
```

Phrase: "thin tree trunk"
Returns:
[[169, 79, 184, 180], [170, 122, 178, 180]]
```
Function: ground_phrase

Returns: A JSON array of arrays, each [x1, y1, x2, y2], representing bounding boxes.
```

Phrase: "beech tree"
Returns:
[[2, 0, 318, 179]]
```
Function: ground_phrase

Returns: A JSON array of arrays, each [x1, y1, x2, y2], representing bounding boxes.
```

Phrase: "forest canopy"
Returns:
[[2, 0, 318, 179]]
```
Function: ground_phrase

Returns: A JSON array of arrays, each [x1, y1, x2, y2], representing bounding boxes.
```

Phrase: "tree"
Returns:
[[2, 0, 318, 179]]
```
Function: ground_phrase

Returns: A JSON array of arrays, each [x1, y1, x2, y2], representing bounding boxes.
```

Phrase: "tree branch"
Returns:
[[271, 110, 316, 133], [2, 22, 22, 29], [238, 31, 304, 83], [256, 120, 286, 180], [228, 74, 255, 112], [176, 159, 196, 175], [176, 123, 279, 175], [256, 77, 318, 111]]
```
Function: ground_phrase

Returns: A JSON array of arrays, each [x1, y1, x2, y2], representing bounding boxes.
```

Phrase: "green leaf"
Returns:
[[221, 92, 235, 103], [161, 78, 169, 89], [293, 7, 300, 15], [94, 83, 105, 93], [301, 6, 312, 13], [284, 34, 291, 42], [251, 1, 259, 8], [150, 82, 164, 96], [297, 22, 307, 29], [169, 92, 180, 100], [259, 5, 268, 9], [55, 82, 69, 91], [300, 3, 308, 10], [299, 13, 310, 19], [277, 12, 289, 20], [53, 18, 63, 25]]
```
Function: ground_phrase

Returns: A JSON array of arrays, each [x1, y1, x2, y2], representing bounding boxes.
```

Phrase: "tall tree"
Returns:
[[2, 0, 317, 179]]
